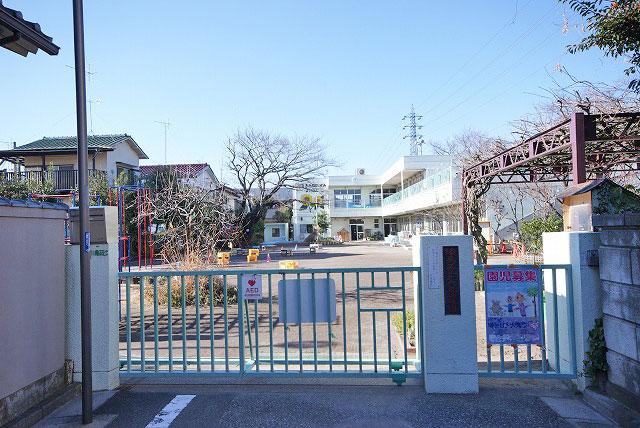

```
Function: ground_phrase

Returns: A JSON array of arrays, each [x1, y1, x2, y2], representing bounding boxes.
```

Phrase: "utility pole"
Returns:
[[155, 119, 171, 164], [402, 104, 424, 155], [71, 0, 93, 424]]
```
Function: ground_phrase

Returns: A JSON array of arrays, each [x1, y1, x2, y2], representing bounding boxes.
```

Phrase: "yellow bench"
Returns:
[[217, 252, 230, 265], [279, 260, 299, 269]]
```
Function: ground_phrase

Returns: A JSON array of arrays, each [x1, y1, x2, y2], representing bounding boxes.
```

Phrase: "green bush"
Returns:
[[520, 215, 563, 254], [391, 310, 415, 346], [583, 317, 608, 385], [0, 174, 56, 201], [144, 275, 238, 308], [474, 270, 484, 291]]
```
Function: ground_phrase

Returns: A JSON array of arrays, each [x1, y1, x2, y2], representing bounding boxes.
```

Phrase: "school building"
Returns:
[[325, 155, 462, 241]]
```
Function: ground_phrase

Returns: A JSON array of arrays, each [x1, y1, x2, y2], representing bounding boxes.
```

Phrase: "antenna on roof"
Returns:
[[154, 119, 171, 164]]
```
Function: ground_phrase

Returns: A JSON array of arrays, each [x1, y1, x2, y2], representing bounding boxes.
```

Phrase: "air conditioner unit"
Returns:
[[356, 168, 365, 175]]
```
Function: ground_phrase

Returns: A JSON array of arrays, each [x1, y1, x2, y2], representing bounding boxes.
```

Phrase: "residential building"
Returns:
[[325, 155, 461, 241], [0, 134, 148, 191], [140, 163, 219, 190]]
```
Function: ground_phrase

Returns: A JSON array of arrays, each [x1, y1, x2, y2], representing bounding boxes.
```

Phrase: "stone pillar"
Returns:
[[65, 206, 119, 390], [542, 231, 601, 391], [413, 235, 478, 393]]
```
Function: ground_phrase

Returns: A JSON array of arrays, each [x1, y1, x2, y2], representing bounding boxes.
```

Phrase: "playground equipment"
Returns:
[[246, 248, 260, 263], [217, 251, 230, 266], [279, 260, 300, 269], [108, 185, 154, 272]]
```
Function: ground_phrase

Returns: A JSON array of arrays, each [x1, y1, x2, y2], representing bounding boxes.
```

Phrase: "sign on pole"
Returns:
[[242, 274, 262, 300], [484, 265, 542, 345]]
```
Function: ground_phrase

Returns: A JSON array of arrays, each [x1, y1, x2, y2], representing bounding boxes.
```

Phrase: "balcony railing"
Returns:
[[0, 169, 107, 191], [382, 168, 452, 206], [332, 199, 382, 209]]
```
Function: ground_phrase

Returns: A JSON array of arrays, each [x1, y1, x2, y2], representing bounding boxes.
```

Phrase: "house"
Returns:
[[140, 163, 219, 190], [325, 155, 461, 241], [0, 134, 148, 191]]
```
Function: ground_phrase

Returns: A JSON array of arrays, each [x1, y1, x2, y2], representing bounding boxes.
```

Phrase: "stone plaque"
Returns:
[[442, 246, 461, 315]]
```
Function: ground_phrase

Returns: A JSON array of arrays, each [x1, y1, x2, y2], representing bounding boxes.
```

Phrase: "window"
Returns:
[[374, 218, 380, 228], [334, 189, 362, 208], [272, 227, 280, 238], [306, 224, 314, 233]]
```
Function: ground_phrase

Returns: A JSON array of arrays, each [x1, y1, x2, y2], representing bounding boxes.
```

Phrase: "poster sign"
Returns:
[[242, 274, 263, 300], [484, 265, 542, 345]]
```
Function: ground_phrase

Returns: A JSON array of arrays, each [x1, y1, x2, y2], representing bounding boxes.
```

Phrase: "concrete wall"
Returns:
[[594, 214, 640, 403], [0, 203, 67, 424]]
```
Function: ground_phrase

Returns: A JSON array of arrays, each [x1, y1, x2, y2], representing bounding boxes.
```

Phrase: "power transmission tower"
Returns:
[[402, 104, 424, 155], [155, 119, 171, 164]]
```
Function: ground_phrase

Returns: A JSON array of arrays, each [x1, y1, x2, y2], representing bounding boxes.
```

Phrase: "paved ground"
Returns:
[[38, 378, 616, 427]]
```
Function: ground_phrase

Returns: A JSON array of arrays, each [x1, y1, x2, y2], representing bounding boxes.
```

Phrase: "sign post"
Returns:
[[484, 265, 542, 345]]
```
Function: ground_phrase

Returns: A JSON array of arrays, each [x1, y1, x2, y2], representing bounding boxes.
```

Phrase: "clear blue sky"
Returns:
[[0, 1, 629, 179]]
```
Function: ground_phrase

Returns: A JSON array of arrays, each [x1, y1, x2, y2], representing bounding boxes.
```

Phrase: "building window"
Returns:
[[272, 227, 280, 238], [334, 189, 362, 208], [374, 218, 379, 228]]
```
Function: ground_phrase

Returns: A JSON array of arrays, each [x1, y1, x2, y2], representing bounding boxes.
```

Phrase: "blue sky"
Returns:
[[0, 1, 629, 179]]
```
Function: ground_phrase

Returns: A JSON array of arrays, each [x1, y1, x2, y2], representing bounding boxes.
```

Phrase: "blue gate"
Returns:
[[118, 267, 422, 383]]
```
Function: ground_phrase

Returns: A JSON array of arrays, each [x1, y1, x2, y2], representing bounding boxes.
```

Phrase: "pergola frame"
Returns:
[[461, 111, 640, 234]]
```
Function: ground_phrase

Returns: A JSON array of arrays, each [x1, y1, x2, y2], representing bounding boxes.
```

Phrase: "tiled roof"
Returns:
[[0, 196, 67, 210], [16, 134, 129, 151], [0, 1, 59, 56], [11, 134, 149, 159], [140, 163, 210, 178]]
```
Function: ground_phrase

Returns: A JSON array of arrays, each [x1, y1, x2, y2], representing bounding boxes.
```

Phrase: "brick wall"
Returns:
[[594, 214, 640, 404]]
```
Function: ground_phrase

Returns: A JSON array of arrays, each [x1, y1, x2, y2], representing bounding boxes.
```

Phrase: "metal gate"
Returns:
[[474, 264, 577, 380], [119, 267, 422, 382]]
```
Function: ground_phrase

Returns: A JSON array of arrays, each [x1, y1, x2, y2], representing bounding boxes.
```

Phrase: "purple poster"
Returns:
[[484, 266, 542, 345]]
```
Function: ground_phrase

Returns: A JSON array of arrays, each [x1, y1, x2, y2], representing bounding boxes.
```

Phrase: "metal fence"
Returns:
[[474, 264, 577, 379], [118, 267, 422, 381]]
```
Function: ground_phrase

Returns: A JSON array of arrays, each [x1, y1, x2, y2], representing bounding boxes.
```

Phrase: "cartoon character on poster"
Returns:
[[484, 266, 542, 345]]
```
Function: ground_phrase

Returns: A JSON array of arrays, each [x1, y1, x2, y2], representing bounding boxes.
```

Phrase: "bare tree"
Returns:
[[226, 127, 337, 244], [141, 169, 242, 267]]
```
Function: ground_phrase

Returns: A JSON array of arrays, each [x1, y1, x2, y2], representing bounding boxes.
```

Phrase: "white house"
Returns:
[[325, 155, 461, 241], [139, 163, 219, 190]]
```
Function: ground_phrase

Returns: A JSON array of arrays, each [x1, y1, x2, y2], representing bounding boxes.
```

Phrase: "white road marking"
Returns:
[[145, 395, 196, 428]]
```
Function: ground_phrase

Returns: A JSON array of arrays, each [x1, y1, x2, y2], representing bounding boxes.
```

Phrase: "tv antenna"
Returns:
[[155, 119, 171, 163]]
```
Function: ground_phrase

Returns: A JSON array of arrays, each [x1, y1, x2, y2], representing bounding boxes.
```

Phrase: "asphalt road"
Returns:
[[93, 380, 574, 428]]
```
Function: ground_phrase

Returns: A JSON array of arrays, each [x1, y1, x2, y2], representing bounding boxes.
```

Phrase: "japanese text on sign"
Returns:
[[242, 274, 262, 300], [484, 265, 542, 345]]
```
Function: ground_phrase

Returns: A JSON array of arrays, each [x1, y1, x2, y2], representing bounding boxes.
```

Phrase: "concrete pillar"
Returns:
[[543, 231, 601, 391], [413, 235, 479, 393], [65, 206, 119, 390]]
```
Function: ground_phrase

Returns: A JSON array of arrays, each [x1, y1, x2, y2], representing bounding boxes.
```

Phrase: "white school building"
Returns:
[[325, 155, 462, 242]]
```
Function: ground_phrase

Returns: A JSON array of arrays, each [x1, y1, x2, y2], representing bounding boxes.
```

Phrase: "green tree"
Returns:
[[561, 0, 640, 91], [520, 215, 563, 254], [315, 209, 330, 234]]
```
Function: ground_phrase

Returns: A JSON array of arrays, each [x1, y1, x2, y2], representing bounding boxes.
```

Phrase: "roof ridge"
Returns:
[[40, 133, 129, 140]]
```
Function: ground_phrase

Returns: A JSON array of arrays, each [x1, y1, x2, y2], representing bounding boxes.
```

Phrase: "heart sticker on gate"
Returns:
[[248, 279, 256, 286]]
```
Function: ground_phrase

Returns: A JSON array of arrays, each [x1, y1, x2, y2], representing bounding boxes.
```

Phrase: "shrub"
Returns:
[[144, 275, 238, 308], [391, 310, 415, 347], [520, 215, 563, 254]]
